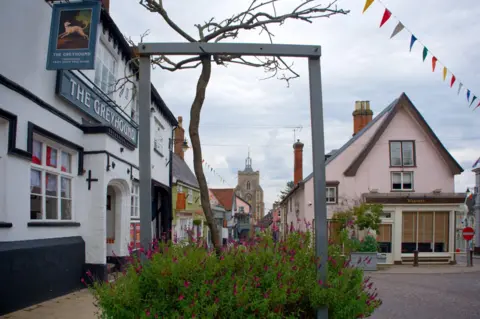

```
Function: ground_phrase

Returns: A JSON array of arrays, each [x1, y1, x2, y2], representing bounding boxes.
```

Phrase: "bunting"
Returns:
[[362, 0, 479, 111], [390, 22, 404, 38], [363, 0, 374, 13], [201, 159, 232, 186]]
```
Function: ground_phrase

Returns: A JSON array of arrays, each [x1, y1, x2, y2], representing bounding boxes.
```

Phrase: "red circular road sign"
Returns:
[[462, 227, 475, 241]]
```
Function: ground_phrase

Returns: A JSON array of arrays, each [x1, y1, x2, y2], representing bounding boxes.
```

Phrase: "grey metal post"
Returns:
[[308, 57, 328, 319], [474, 170, 480, 255], [139, 56, 152, 256]]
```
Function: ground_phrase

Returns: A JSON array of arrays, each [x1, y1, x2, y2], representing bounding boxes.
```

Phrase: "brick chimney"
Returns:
[[174, 116, 185, 160], [353, 101, 373, 136], [293, 139, 304, 186], [101, 0, 110, 12]]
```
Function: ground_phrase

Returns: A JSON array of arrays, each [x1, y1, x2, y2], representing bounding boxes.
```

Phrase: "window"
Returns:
[[326, 187, 337, 203], [30, 139, 74, 221], [245, 193, 252, 203], [177, 185, 183, 193], [131, 182, 140, 219], [131, 96, 139, 124], [377, 224, 392, 253], [256, 191, 260, 201], [94, 42, 117, 99], [390, 141, 415, 167], [391, 172, 413, 191], [154, 119, 164, 155], [188, 189, 193, 204], [401, 211, 449, 253], [246, 181, 251, 190]]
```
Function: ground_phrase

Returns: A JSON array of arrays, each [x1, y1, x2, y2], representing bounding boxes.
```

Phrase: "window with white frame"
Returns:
[[130, 95, 139, 124], [131, 182, 140, 219], [390, 141, 415, 167], [391, 172, 413, 191], [177, 185, 183, 193], [94, 41, 117, 99], [154, 118, 164, 155], [30, 138, 74, 221], [188, 189, 193, 204], [326, 187, 337, 204], [179, 218, 193, 241]]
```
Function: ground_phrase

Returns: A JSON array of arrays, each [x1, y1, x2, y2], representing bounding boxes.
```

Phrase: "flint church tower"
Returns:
[[235, 150, 265, 223]]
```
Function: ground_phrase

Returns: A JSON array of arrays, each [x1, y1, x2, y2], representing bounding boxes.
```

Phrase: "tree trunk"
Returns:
[[189, 55, 221, 253]]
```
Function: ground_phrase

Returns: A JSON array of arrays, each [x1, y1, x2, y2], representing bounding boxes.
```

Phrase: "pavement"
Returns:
[[3, 264, 480, 319], [2, 290, 97, 319]]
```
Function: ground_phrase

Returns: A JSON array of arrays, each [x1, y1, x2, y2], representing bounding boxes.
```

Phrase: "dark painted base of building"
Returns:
[[0, 236, 85, 316]]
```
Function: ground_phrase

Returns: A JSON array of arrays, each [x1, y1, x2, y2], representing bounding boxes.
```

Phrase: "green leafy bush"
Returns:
[[357, 235, 379, 253], [88, 230, 381, 318]]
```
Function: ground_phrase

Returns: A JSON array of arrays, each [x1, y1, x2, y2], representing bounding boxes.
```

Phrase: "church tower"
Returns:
[[235, 150, 265, 223]]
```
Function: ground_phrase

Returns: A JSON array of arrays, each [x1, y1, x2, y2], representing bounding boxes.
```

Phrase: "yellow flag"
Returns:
[[443, 67, 447, 81], [363, 0, 374, 13]]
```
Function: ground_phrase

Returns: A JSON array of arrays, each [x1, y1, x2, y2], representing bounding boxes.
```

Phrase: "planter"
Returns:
[[349, 252, 378, 271]]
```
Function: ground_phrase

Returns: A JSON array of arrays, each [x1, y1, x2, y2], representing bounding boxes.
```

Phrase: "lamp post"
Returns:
[[473, 160, 480, 255]]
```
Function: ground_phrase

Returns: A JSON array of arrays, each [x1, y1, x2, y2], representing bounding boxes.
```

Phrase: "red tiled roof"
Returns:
[[210, 188, 234, 210]]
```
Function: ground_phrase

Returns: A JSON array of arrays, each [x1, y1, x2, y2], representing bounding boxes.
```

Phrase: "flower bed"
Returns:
[[88, 230, 381, 318]]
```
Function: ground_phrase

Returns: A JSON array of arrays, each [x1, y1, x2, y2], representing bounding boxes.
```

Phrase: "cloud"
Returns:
[[110, 0, 480, 211]]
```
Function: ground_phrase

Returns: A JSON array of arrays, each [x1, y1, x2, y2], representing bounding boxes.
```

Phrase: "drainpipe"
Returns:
[[474, 168, 480, 255], [167, 125, 177, 241]]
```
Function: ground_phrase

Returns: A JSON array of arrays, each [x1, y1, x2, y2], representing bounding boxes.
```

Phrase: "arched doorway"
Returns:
[[106, 179, 129, 262]]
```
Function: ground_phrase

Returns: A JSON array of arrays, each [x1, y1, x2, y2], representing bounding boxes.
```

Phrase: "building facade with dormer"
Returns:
[[281, 93, 466, 265], [235, 152, 265, 223], [0, 0, 177, 315]]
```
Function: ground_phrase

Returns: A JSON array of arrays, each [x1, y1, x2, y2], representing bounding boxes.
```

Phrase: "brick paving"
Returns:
[[3, 264, 480, 318]]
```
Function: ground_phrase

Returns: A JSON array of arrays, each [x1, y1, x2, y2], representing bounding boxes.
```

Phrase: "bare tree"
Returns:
[[137, 0, 348, 252]]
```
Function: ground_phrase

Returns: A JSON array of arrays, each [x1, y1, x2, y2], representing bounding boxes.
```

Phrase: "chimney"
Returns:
[[174, 116, 185, 160], [293, 139, 304, 186], [101, 0, 110, 12], [353, 100, 373, 136]]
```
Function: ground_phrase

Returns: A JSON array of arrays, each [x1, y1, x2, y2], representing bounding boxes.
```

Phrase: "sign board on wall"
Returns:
[[56, 70, 138, 145], [46, 1, 101, 70]]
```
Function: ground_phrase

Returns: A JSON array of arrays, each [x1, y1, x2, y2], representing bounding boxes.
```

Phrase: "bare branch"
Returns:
[[140, 0, 196, 42], [152, 56, 202, 71]]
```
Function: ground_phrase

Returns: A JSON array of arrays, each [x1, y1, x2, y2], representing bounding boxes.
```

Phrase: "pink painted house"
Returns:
[[281, 93, 466, 264]]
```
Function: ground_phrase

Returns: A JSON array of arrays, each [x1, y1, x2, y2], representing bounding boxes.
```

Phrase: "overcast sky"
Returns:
[[111, 0, 479, 211]]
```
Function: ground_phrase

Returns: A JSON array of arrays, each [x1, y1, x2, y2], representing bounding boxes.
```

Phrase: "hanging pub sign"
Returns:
[[46, 1, 101, 70]]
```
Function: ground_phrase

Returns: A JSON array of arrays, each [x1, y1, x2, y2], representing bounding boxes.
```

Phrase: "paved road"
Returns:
[[5, 268, 480, 319], [370, 271, 480, 319]]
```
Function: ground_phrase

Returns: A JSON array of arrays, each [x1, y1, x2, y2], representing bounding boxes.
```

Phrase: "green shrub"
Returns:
[[357, 235, 379, 253], [88, 230, 381, 318]]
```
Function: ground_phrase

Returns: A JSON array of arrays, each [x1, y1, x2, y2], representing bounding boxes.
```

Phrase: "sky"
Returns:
[[110, 0, 480, 212]]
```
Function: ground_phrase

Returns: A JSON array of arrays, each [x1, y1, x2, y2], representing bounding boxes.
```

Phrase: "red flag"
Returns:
[[432, 56, 437, 72], [450, 75, 456, 88], [474, 101, 480, 111], [379, 9, 392, 27]]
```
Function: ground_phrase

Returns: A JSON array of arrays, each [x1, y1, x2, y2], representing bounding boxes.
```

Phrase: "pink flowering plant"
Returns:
[[89, 229, 381, 318]]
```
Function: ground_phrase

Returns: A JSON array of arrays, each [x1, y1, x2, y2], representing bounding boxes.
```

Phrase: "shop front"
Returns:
[[365, 193, 465, 264]]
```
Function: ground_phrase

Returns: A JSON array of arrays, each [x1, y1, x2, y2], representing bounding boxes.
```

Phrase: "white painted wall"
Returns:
[[0, 0, 176, 266]]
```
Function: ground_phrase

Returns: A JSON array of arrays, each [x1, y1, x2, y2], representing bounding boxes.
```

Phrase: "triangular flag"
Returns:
[[380, 9, 392, 27], [450, 75, 456, 88], [467, 89, 471, 102], [422, 47, 428, 61], [442, 67, 447, 81], [458, 83, 463, 95], [432, 57, 437, 72], [470, 96, 477, 107], [390, 22, 404, 38], [363, 0, 374, 13], [474, 101, 480, 111], [409, 35, 417, 52]]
